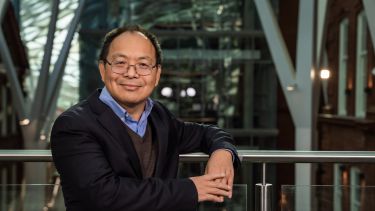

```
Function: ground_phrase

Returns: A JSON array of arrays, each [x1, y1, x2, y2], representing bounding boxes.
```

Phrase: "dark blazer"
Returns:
[[51, 90, 240, 211]]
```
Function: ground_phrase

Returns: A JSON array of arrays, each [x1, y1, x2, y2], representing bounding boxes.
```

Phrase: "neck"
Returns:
[[121, 101, 146, 121]]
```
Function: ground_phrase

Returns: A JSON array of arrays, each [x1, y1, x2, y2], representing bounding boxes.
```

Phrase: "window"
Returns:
[[334, 164, 343, 211], [0, 84, 6, 137], [338, 18, 349, 116], [355, 11, 368, 118], [350, 167, 362, 211]]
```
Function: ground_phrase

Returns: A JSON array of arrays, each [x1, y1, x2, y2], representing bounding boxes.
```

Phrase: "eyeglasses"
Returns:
[[103, 59, 157, 76]]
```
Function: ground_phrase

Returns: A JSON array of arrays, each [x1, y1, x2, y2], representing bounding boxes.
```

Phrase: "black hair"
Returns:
[[98, 24, 162, 65]]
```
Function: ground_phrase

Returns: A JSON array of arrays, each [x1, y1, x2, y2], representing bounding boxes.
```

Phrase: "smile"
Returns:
[[120, 83, 142, 91]]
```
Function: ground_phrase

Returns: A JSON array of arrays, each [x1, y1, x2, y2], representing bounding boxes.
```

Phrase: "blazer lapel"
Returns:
[[88, 90, 143, 178], [149, 108, 169, 177]]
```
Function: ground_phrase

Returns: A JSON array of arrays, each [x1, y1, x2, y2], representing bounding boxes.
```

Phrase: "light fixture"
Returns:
[[286, 83, 297, 91], [40, 134, 47, 141], [371, 67, 375, 76], [19, 119, 30, 126], [217, 5, 224, 15], [320, 68, 331, 112], [161, 87, 173, 98], [180, 90, 186, 98], [320, 69, 330, 80], [186, 87, 196, 97]]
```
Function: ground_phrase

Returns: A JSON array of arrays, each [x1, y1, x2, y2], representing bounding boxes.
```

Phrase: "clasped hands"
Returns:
[[189, 149, 234, 203]]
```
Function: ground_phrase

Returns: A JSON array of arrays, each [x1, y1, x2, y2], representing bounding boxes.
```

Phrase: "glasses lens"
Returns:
[[108, 58, 155, 75], [136, 63, 152, 75], [111, 59, 127, 74]]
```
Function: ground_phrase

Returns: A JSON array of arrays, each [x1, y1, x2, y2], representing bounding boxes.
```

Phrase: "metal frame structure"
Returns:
[[0, 3, 86, 204], [1, 149, 375, 163], [253, 1, 319, 208], [1, 0, 375, 209], [363, 0, 375, 53], [253, 0, 375, 210], [0, 0, 85, 146]]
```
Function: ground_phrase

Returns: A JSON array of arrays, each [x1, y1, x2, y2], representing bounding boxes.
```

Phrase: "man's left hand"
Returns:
[[205, 149, 234, 199]]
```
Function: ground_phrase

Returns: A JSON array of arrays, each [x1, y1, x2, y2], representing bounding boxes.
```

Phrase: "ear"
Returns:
[[98, 61, 106, 82], [154, 65, 162, 87]]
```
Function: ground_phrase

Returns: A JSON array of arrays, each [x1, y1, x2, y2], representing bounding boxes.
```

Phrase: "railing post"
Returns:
[[256, 162, 272, 211]]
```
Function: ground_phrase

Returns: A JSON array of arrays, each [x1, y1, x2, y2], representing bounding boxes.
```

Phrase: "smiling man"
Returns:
[[51, 25, 240, 211]]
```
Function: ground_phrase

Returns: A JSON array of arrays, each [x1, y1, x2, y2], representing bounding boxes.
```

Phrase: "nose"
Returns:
[[124, 65, 138, 78]]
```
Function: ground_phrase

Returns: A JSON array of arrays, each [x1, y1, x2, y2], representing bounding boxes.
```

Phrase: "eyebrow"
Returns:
[[110, 53, 153, 61]]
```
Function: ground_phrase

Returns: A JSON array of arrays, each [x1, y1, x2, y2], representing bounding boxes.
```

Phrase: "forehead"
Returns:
[[108, 31, 156, 59]]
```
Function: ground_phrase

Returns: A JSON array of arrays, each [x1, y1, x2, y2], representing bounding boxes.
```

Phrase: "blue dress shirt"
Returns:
[[99, 87, 154, 137]]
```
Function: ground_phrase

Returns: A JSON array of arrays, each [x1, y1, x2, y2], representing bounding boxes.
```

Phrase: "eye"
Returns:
[[138, 63, 150, 69], [113, 60, 127, 66]]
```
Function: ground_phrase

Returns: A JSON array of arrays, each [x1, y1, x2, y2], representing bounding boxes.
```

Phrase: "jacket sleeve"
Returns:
[[51, 114, 198, 211], [163, 106, 240, 168]]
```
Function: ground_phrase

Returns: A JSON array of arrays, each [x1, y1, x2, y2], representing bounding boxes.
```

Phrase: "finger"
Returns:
[[204, 194, 225, 203], [219, 195, 224, 202], [208, 187, 231, 197], [208, 181, 232, 191], [213, 177, 226, 189], [221, 176, 228, 185], [227, 172, 234, 198], [205, 173, 226, 181], [214, 178, 223, 184], [227, 171, 234, 187]]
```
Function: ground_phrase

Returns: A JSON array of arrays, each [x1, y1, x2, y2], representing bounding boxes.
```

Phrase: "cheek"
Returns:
[[149, 74, 159, 86], [147, 78, 158, 89], [107, 75, 119, 84], [104, 76, 121, 91]]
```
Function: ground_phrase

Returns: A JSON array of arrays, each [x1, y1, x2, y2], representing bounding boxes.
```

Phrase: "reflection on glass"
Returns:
[[281, 185, 375, 211], [199, 184, 247, 211], [0, 183, 246, 211], [0, 184, 63, 211]]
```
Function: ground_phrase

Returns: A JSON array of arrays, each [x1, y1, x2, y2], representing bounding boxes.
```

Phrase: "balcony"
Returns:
[[0, 150, 374, 211]]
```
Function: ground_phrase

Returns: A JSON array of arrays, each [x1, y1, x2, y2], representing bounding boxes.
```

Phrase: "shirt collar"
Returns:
[[99, 87, 154, 122]]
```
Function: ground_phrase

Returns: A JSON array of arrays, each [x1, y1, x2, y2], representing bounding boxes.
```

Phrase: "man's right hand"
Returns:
[[189, 173, 232, 202]]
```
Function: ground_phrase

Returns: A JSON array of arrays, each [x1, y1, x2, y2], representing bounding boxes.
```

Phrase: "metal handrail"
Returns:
[[1, 149, 375, 163], [3, 149, 375, 211]]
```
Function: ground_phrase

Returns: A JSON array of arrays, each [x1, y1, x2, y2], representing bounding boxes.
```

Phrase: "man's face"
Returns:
[[99, 32, 161, 109]]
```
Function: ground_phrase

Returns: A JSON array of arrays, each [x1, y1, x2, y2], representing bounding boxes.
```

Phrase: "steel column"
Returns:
[[0, 85, 6, 136], [0, 0, 8, 22], [363, 0, 375, 53], [31, 0, 60, 119], [253, 0, 296, 101], [254, 1, 318, 211], [43, 0, 85, 118], [0, 28, 27, 120], [295, 2, 316, 211], [316, 0, 328, 66], [255, 163, 272, 211]]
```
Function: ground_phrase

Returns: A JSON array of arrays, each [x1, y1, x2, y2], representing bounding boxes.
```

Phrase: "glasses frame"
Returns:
[[103, 59, 157, 76]]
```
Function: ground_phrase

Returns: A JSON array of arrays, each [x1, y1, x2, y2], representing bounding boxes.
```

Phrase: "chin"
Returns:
[[120, 97, 145, 106]]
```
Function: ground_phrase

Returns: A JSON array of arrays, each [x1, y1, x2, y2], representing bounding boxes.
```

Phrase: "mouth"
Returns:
[[120, 83, 142, 91]]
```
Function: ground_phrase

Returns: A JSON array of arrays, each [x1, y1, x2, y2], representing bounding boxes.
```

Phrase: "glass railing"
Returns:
[[281, 185, 375, 211], [0, 150, 374, 211], [199, 184, 247, 211], [0, 183, 246, 211], [0, 184, 64, 211], [3, 183, 375, 211]]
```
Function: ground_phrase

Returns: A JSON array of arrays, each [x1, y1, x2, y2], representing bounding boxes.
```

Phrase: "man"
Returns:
[[51, 25, 240, 211]]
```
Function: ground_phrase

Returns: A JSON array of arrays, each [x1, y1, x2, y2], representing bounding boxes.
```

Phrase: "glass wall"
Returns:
[[12, 0, 278, 210], [17, 0, 80, 110], [78, 0, 276, 131]]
